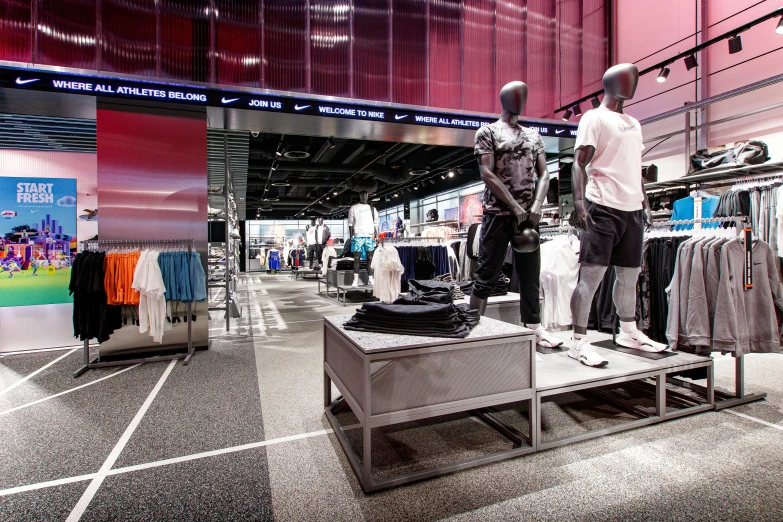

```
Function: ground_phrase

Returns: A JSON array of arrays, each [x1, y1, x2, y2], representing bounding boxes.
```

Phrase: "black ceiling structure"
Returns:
[[246, 133, 486, 220]]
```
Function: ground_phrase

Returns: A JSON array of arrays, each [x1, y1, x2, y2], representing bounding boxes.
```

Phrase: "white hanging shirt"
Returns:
[[348, 204, 378, 237], [539, 235, 581, 329], [132, 249, 168, 343], [370, 245, 404, 302], [575, 107, 645, 212]]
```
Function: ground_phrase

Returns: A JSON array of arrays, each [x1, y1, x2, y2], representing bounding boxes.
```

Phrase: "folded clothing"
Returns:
[[332, 257, 368, 271], [491, 274, 509, 297], [344, 297, 480, 338]]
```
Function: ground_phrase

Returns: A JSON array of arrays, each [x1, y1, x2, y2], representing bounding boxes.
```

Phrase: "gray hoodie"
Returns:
[[713, 238, 783, 356]]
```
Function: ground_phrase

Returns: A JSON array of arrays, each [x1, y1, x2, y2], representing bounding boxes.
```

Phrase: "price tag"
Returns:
[[744, 225, 753, 290]]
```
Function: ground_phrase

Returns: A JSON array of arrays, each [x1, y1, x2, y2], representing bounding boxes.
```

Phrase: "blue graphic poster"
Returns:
[[0, 177, 77, 307]]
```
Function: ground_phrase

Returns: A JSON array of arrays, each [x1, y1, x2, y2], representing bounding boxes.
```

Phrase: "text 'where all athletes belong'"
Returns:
[[50, 80, 207, 102]]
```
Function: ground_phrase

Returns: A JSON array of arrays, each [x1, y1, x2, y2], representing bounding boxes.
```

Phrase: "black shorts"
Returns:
[[579, 202, 643, 268]]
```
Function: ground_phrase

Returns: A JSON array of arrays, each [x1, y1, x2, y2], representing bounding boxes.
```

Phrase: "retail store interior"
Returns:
[[3, 1, 783, 520]]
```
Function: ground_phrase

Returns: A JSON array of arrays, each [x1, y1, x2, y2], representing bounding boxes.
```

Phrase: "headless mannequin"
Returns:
[[307, 219, 317, 268], [569, 64, 660, 354], [468, 81, 561, 348], [348, 191, 378, 287]]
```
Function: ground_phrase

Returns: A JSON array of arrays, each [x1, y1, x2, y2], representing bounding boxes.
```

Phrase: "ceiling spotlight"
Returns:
[[327, 137, 335, 148], [333, 192, 338, 196], [326, 196, 330, 200], [447, 170, 455, 178], [413, 185, 418, 190], [429, 178, 436, 185], [276, 150, 282, 157], [684, 53, 698, 71], [728, 35, 742, 54], [572, 104, 581, 117], [406, 186, 412, 193], [385, 197, 390, 202], [656, 67, 670, 83], [562, 108, 572, 121], [393, 193, 399, 198], [270, 164, 277, 171], [441, 174, 446, 179], [776, 15, 783, 35], [591, 96, 601, 109]]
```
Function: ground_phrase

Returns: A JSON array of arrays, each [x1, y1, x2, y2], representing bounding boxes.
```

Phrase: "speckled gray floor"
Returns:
[[2, 273, 783, 521]]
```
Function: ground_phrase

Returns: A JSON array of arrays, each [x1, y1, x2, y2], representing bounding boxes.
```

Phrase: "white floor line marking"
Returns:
[[0, 365, 140, 417], [0, 345, 82, 357], [65, 360, 177, 522], [723, 409, 783, 432], [0, 474, 97, 497], [0, 348, 78, 397], [108, 428, 333, 476]]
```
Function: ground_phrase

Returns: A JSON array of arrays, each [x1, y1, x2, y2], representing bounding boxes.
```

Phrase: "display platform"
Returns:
[[291, 268, 322, 280], [455, 293, 521, 325], [324, 314, 716, 492], [323, 314, 536, 492], [319, 269, 375, 306]]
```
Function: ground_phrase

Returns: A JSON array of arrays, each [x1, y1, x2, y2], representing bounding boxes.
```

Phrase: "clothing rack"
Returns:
[[74, 238, 196, 378], [643, 216, 765, 410], [383, 236, 446, 243]]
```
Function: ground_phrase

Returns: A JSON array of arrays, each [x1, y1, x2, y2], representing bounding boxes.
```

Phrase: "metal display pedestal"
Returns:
[[292, 268, 322, 281], [319, 270, 375, 306], [323, 315, 536, 492]]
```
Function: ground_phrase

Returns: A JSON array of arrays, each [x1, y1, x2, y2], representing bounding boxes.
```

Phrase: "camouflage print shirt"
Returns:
[[474, 122, 545, 215]]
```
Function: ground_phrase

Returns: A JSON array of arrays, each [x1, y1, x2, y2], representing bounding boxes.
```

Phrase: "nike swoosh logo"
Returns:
[[294, 104, 310, 111], [555, 129, 565, 134], [394, 114, 408, 120], [15, 78, 39, 85], [221, 97, 239, 104]]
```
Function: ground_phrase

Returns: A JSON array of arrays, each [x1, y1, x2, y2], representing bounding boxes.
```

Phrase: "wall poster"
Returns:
[[0, 177, 77, 307]]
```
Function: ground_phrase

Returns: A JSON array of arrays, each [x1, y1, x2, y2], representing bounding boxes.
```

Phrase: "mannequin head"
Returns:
[[499, 81, 528, 115], [310, 218, 316, 227], [359, 191, 369, 204], [318, 218, 324, 225], [602, 64, 639, 101]]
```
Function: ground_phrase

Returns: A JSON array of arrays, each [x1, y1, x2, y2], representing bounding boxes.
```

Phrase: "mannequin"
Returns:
[[347, 191, 379, 287], [568, 63, 666, 368], [306, 219, 317, 269], [469, 81, 563, 349], [316, 217, 330, 268]]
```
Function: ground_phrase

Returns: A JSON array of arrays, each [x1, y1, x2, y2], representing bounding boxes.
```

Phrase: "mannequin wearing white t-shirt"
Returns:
[[568, 63, 666, 369], [347, 191, 379, 287]]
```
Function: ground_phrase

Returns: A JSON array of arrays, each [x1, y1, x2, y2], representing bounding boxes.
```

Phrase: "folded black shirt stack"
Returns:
[[344, 279, 480, 338], [333, 257, 368, 271]]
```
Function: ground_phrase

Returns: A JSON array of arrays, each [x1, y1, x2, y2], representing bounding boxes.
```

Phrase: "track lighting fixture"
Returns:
[[684, 53, 698, 71], [572, 104, 581, 117], [728, 35, 742, 54], [447, 170, 455, 178], [270, 164, 277, 171], [327, 137, 335, 148], [591, 96, 600, 109], [413, 185, 418, 190], [562, 109, 572, 121], [429, 178, 436, 185], [777, 15, 783, 35], [333, 191, 338, 196], [441, 174, 446, 179], [656, 67, 670, 83], [393, 193, 399, 198]]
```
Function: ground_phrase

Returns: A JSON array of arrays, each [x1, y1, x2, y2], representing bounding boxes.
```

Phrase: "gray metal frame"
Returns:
[[74, 238, 196, 378], [318, 279, 374, 307], [292, 268, 322, 281], [323, 318, 536, 492]]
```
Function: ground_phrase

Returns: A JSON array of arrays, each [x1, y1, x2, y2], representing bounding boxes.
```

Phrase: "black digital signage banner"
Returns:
[[0, 66, 578, 137]]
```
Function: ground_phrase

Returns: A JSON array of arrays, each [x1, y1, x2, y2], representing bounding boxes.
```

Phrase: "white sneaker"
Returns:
[[568, 338, 609, 367], [615, 330, 668, 352], [368, 276, 374, 286], [532, 326, 564, 348], [351, 278, 359, 288]]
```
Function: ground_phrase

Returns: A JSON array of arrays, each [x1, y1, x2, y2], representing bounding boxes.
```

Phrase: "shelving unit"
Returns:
[[208, 135, 241, 331]]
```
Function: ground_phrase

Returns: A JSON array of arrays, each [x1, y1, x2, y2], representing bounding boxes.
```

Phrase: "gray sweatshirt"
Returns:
[[713, 239, 783, 356]]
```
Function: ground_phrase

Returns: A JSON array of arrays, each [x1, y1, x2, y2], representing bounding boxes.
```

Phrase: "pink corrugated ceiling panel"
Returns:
[[353, 0, 390, 102], [264, 0, 308, 92], [462, 0, 495, 113], [216, 0, 262, 87], [526, 0, 555, 118], [160, 0, 210, 82], [558, 0, 582, 110], [495, 0, 526, 114], [581, 0, 606, 95], [101, 0, 157, 76], [310, 0, 352, 97], [0, 0, 32, 63], [428, 0, 461, 110], [37, 0, 96, 69], [391, 0, 427, 106]]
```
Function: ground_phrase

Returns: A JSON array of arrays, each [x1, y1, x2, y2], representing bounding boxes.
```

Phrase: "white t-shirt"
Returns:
[[574, 107, 645, 211], [348, 203, 378, 237], [306, 226, 316, 245]]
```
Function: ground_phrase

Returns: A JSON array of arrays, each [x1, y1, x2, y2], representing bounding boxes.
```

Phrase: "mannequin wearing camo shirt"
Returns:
[[469, 80, 563, 349]]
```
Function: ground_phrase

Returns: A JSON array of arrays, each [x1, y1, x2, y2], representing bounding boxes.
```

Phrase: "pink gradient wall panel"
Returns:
[[581, 0, 605, 95], [37, 0, 96, 69], [428, 0, 462, 110], [159, 0, 210, 82], [310, 0, 352, 97], [0, 0, 32, 63], [462, 0, 495, 113], [392, 0, 428, 106], [215, 0, 262, 87], [526, 0, 556, 118], [264, 0, 308, 92], [353, 0, 390, 102], [494, 0, 525, 114], [557, 0, 582, 107], [101, 0, 157, 76]]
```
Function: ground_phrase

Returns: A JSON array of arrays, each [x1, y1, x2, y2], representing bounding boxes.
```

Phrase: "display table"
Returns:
[[323, 314, 536, 492], [318, 269, 375, 305], [291, 268, 322, 280]]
